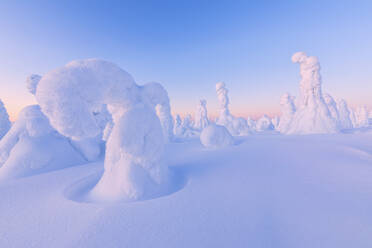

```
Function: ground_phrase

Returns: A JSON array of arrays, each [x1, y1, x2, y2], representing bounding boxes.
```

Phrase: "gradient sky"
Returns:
[[1, 0, 372, 121]]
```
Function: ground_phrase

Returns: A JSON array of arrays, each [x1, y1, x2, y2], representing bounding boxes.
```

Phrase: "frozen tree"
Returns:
[[142, 82, 174, 142], [181, 114, 198, 138], [173, 114, 185, 137], [278, 93, 296, 133], [323, 93, 340, 126], [336, 99, 353, 130], [200, 124, 234, 149], [0, 100, 11, 140], [215, 82, 249, 135], [286, 52, 338, 134], [246, 117, 256, 131], [194, 99, 209, 130], [216, 82, 233, 129], [355, 106, 369, 128], [26, 74, 42, 95], [35, 59, 170, 201], [271, 116, 280, 130], [255, 115, 274, 132], [0, 105, 85, 180]]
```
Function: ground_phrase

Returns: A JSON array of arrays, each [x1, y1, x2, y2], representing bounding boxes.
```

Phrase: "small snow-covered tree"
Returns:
[[278, 93, 296, 133], [0, 100, 11, 139], [173, 114, 185, 137], [215, 82, 249, 135], [194, 99, 209, 131], [355, 106, 369, 128], [35, 59, 170, 201], [286, 52, 338, 134], [142, 82, 174, 143], [336, 99, 353, 130], [323, 93, 340, 126], [255, 115, 274, 132]]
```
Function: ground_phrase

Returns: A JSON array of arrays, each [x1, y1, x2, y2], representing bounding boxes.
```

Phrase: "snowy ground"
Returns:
[[1, 132, 372, 248]]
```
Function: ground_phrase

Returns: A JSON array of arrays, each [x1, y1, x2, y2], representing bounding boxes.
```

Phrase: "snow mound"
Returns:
[[0, 105, 85, 180], [0, 100, 11, 139], [35, 59, 171, 201], [200, 124, 234, 148], [355, 106, 369, 128], [285, 52, 338, 134]]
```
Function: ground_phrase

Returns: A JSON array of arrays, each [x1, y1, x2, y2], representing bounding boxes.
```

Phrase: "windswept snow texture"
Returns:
[[1, 133, 372, 247], [35, 59, 170, 201], [194, 99, 209, 130], [0, 100, 11, 139], [0, 105, 85, 180], [216, 82, 249, 135], [200, 124, 234, 148], [286, 52, 338, 134]]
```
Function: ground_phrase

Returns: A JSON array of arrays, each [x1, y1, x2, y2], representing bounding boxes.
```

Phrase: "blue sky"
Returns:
[[1, 0, 372, 120]]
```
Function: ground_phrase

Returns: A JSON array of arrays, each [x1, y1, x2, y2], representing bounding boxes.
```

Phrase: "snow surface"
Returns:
[[1, 132, 372, 247]]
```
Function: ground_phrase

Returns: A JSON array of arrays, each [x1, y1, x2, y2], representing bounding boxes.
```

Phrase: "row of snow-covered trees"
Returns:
[[0, 54, 371, 201]]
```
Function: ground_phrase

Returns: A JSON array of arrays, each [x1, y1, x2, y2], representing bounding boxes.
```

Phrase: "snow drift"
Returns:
[[0, 105, 85, 180], [35, 59, 171, 201], [200, 124, 234, 148]]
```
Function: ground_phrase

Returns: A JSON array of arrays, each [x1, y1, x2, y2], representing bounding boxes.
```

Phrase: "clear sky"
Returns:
[[1, 0, 371, 120]]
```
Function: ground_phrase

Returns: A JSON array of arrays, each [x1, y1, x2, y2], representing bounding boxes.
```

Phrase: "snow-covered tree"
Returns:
[[173, 114, 185, 137], [336, 99, 353, 130], [246, 117, 256, 131], [355, 106, 369, 128], [255, 115, 274, 132], [271, 116, 280, 130], [323, 93, 340, 128], [194, 99, 209, 131], [278, 93, 296, 133], [215, 82, 249, 135], [0, 100, 11, 139], [286, 52, 338, 134], [35, 59, 170, 201], [142, 82, 174, 143]]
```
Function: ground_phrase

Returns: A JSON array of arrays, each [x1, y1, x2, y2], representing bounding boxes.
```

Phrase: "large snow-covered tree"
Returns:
[[285, 52, 338, 134], [35, 59, 170, 201]]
